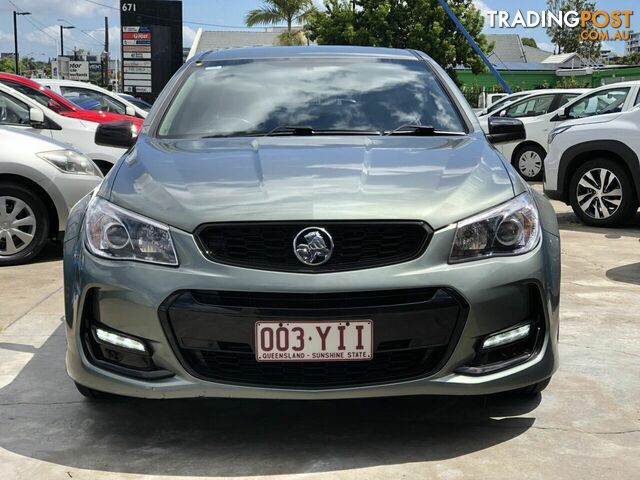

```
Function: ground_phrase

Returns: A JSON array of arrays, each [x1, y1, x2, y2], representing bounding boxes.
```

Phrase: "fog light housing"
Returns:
[[482, 323, 531, 349], [95, 327, 147, 353]]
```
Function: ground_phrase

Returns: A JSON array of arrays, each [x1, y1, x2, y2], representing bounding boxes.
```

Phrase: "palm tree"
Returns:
[[245, 0, 316, 39]]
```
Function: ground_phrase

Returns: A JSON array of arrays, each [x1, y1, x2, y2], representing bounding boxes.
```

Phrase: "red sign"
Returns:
[[123, 32, 151, 40]]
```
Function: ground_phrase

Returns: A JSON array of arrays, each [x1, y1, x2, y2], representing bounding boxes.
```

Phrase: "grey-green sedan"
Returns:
[[64, 46, 560, 400]]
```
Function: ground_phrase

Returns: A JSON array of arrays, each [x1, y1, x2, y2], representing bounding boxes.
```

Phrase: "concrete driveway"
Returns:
[[0, 197, 638, 480]]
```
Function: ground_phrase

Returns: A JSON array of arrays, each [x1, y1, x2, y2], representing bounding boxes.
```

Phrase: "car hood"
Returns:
[[108, 133, 515, 232], [61, 110, 143, 127]]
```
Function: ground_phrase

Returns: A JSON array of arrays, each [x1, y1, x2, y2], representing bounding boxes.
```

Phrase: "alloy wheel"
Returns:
[[575, 168, 622, 219], [518, 150, 543, 179], [0, 196, 37, 256]]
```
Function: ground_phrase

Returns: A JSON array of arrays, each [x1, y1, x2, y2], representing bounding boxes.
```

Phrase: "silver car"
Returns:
[[64, 47, 560, 400], [0, 127, 102, 265]]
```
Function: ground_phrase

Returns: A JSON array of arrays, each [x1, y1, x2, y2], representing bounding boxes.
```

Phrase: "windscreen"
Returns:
[[158, 57, 466, 138]]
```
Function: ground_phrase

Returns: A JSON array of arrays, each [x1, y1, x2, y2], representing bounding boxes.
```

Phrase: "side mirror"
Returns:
[[552, 106, 569, 122], [95, 120, 138, 149], [29, 108, 45, 127], [487, 117, 526, 144], [47, 99, 62, 113], [125, 105, 136, 117]]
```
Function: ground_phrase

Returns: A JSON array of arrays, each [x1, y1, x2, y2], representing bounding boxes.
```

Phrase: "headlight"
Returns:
[[548, 125, 571, 145], [37, 149, 102, 176], [449, 193, 540, 263], [84, 196, 178, 266]]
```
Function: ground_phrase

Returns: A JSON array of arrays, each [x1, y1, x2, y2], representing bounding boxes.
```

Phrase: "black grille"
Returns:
[[183, 346, 446, 388], [195, 221, 431, 272], [160, 288, 467, 389]]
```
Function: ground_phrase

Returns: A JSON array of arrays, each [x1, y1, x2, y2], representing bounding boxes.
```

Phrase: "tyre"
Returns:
[[74, 382, 117, 400], [513, 144, 546, 181], [569, 158, 638, 227], [0, 182, 50, 266], [515, 377, 551, 395]]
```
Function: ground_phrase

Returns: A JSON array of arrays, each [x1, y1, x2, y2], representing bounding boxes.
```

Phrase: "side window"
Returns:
[[0, 91, 30, 126], [0, 81, 52, 108], [60, 86, 127, 115], [635, 89, 640, 106], [567, 88, 630, 118], [487, 93, 526, 114], [504, 95, 555, 118], [557, 93, 579, 107]]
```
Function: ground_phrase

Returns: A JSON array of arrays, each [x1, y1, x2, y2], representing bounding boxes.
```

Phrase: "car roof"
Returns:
[[199, 46, 418, 62], [38, 78, 99, 87], [592, 80, 640, 87], [516, 89, 589, 95], [0, 73, 79, 110]]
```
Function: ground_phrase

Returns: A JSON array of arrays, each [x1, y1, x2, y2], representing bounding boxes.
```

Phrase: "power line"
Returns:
[[79, 0, 117, 9], [75, 28, 106, 47], [6, 0, 59, 43]]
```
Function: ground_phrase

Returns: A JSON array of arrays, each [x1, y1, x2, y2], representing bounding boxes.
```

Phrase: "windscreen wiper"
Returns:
[[385, 124, 465, 136], [265, 125, 315, 136], [264, 126, 382, 136]]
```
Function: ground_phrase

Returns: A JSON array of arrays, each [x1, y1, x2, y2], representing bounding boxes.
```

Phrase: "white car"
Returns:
[[37, 79, 148, 119], [544, 105, 640, 227], [479, 88, 589, 180], [0, 126, 102, 265], [486, 82, 640, 181], [476, 89, 550, 118], [0, 83, 130, 174]]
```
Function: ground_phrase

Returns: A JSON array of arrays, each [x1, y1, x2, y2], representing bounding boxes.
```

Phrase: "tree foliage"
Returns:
[[306, 0, 491, 75], [0, 57, 47, 76], [611, 52, 640, 65], [246, 0, 317, 34], [521, 37, 538, 48], [545, 0, 601, 59]]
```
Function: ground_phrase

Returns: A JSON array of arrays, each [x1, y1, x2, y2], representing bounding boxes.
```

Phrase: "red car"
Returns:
[[0, 73, 143, 129]]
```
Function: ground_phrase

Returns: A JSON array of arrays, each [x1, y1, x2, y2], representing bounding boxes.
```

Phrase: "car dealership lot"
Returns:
[[0, 193, 638, 480]]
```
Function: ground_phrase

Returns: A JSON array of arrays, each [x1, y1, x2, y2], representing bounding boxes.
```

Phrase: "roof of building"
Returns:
[[485, 34, 554, 67], [485, 34, 526, 65], [541, 52, 583, 64], [522, 45, 554, 63], [192, 30, 282, 55]]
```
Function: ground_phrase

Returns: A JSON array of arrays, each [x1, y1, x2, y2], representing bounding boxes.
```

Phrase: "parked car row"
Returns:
[[478, 83, 640, 226], [0, 74, 148, 265], [478, 83, 640, 182]]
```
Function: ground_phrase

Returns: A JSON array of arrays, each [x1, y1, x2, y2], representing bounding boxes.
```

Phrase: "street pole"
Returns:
[[13, 11, 19, 75], [103, 16, 110, 88], [59, 23, 75, 57], [13, 11, 32, 76]]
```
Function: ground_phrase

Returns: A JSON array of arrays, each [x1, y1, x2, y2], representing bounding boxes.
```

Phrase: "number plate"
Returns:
[[255, 321, 373, 362]]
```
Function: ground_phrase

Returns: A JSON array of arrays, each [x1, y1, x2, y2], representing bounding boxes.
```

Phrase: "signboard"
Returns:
[[68, 61, 90, 81], [120, 0, 183, 101]]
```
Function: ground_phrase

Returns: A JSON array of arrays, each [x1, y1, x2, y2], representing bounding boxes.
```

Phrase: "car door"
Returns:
[[0, 90, 53, 140]]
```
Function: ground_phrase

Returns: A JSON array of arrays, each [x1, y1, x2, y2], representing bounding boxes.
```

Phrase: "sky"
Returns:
[[0, 0, 638, 61]]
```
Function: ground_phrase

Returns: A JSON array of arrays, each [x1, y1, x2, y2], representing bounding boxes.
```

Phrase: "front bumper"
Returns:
[[64, 221, 560, 399]]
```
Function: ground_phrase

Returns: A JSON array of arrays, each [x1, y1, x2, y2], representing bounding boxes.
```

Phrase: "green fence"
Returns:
[[457, 66, 640, 106]]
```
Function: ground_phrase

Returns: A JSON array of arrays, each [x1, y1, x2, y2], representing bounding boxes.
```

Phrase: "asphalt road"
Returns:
[[0, 194, 638, 480]]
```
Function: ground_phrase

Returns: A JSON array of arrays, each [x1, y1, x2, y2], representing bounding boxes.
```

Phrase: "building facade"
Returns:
[[626, 31, 640, 54]]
